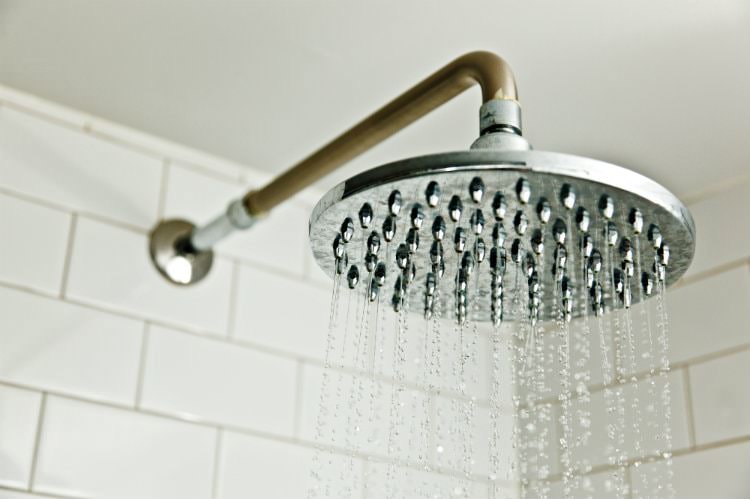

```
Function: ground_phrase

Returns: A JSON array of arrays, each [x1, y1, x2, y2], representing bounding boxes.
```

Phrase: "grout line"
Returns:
[[534, 342, 750, 407], [211, 428, 224, 499], [546, 433, 750, 485], [0, 186, 74, 216], [681, 366, 697, 449], [226, 260, 241, 339], [1, 484, 70, 499], [625, 465, 633, 499], [134, 322, 151, 408], [361, 459, 370, 499], [223, 253, 312, 288], [59, 213, 78, 298], [0, 184, 150, 234], [0, 100, 91, 133], [156, 160, 171, 219], [28, 392, 48, 491], [292, 360, 305, 439]]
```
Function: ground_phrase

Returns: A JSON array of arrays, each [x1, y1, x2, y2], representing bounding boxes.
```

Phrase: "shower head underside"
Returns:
[[309, 148, 695, 324]]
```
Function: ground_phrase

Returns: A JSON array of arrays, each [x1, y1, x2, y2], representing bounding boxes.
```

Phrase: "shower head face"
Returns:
[[309, 149, 695, 323]]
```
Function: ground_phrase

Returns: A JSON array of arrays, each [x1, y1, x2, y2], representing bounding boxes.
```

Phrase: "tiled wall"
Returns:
[[0, 83, 748, 498]]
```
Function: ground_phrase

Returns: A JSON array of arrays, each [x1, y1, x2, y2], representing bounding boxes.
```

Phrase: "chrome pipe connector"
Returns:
[[191, 198, 258, 251], [149, 198, 258, 286]]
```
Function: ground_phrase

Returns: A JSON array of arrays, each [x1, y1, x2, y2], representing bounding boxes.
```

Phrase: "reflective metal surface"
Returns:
[[309, 149, 696, 322], [149, 219, 214, 286]]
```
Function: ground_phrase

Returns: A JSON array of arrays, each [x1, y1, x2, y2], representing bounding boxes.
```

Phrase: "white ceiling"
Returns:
[[1, 0, 749, 199]]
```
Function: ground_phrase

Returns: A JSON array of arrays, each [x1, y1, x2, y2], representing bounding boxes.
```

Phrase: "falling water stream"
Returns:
[[308, 179, 675, 499]]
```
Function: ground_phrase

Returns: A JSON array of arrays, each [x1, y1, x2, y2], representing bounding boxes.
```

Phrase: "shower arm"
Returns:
[[150, 50, 520, 285]]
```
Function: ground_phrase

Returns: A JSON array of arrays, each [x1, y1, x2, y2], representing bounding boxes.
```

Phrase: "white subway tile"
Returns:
[[0, 193, 70, 294], [33, 396, 215, 499], [0, 385, 41, 489], [686, 179, 750, 278], [0, 105, 162, 228], [0, 287, 142, 405], [690, 350, 750, 445], [233, 264, 329, 358], [631, 441, 750, 499], [140, 325, 297, 436], [164, 164, 310, 276], [65, 217, 232, 334], [568, 370, 690, 469], [217, 432, 362, 499], [667, 266, 750, 364]]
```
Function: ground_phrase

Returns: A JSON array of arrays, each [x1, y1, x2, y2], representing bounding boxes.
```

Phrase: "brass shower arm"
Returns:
[[244, 50, 518, 217], [149, 50, 521, 285]]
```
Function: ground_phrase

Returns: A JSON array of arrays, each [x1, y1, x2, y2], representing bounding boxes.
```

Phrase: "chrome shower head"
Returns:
[[309, 102, 695, 325]]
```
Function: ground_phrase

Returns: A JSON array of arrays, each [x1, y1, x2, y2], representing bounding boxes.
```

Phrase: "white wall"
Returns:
[[0, 84, 748, 498]]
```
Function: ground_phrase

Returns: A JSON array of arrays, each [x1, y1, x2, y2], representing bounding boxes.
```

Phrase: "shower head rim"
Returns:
[[311, 149, 695, 243], [309, 148, 695, 321]]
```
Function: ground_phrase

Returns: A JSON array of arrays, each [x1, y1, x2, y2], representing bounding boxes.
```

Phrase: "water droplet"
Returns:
[[648, 224, 663, 249], [388, 190, 402, 216], [430, 241, 444, 265], [358, 203, 373, 228], [561, 184, 576, 209], [530, 229, 544, 255], [474, 237, 486, 263], [492, 192, 507, 220], [448, 195, 463, 222], [659, 243, 670, 266], [432, 215, 446, 241], [537, 198, 551, 224], [410, 204, 425, 229], [332, 234, 344, 259], [454, 227, 467, 253], [469, 176, 485, 203], [553, 218, 567, 245], [599, 194, 614, 219], [374, 262, 386, 286], [607, 221, 619, 246], [382, 216, 396, 242], [516, 178, 531, 204], [406, 228, 419, 253], [395, 244, 409, 270], [470, 209, 485, 234], [513, 210, 528, 236], [629, 207, 644, 234], [346, 265, 359, 288], [425, 181, 441, 207], [367, 231, 380, 254]]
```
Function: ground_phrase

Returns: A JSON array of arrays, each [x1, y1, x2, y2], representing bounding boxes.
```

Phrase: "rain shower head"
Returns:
[[309, 139, 695, 324], [149, 50, 695, 324]]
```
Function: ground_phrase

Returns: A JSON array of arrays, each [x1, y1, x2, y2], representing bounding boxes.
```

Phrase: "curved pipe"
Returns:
[[243, 50, 517, 216]]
